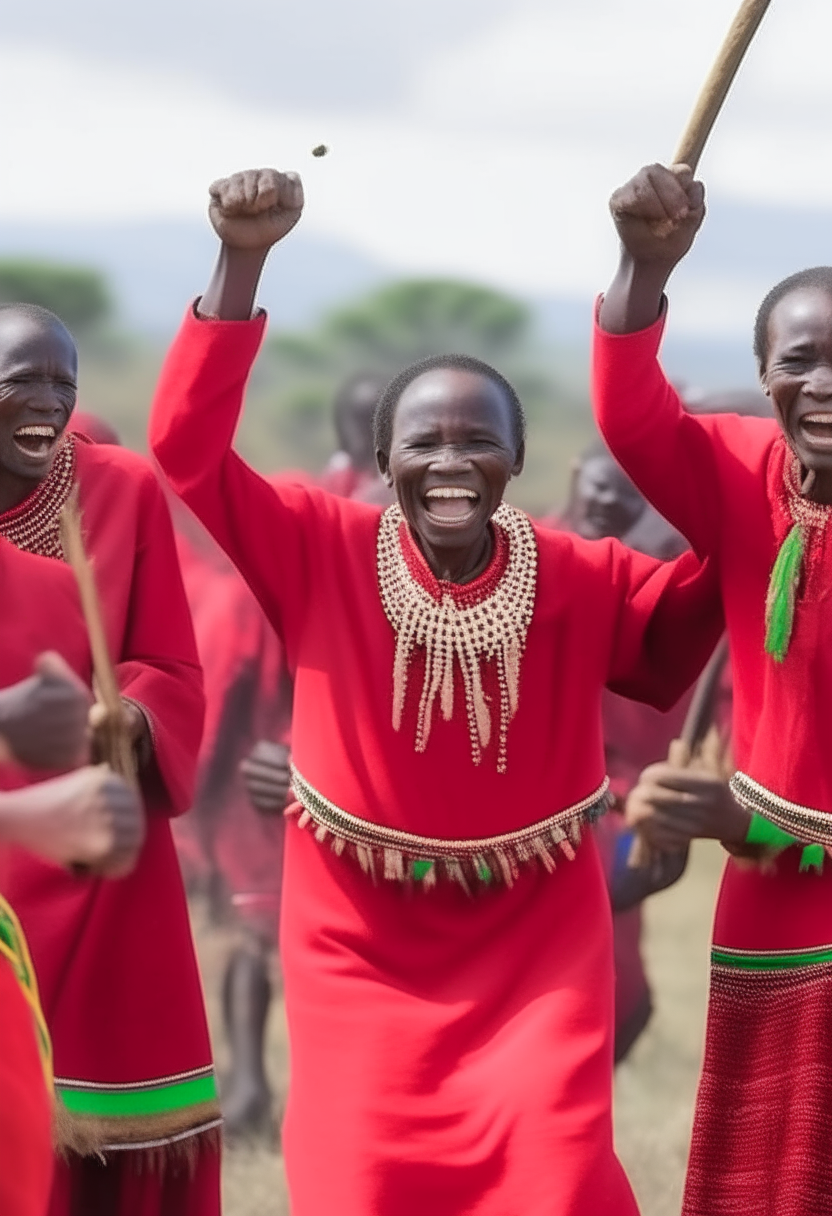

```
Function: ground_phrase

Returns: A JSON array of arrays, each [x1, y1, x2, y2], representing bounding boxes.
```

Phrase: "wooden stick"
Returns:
[[673, 0, 772, 172], [59, 490, 137, 784]]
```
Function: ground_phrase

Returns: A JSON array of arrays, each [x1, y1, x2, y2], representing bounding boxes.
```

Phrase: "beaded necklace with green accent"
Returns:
[[765, 453, 832, 662]]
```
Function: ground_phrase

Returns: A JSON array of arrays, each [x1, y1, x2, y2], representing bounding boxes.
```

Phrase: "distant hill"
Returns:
[[0, 194, 829, 391]]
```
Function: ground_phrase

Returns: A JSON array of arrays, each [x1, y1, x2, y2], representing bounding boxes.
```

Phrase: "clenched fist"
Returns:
[[610, 163, 706, 270], [208, 168, 304, 252], [240, 740, 291, 815], [0, 652, 91, 771], [0, 764, 145, 878]]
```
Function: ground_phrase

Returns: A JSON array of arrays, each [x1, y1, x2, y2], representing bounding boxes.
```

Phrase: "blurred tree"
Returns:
[[0, 259, 112, 330], [250, 278, 578, 475]]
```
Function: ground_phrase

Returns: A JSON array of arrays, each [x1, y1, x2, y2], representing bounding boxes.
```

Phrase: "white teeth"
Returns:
[[425, 487, 478, 499], [803, 414, 832, 426], [15, 425, 56, 438]]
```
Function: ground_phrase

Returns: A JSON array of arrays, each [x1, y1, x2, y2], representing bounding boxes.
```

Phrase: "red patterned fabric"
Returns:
[[149, 306, 724, 1216]]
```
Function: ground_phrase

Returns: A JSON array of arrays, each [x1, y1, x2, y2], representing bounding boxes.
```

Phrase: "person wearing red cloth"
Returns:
[[594, 161, 832, 1215], [0, 303, 215, 1215], [180, 379, 390, 1141], [0, 539, 144, 1216], [150, 166, 724, 1216], [551, 440, 691, 1061]]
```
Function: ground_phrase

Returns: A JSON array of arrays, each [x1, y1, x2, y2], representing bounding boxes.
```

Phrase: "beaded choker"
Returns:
[[765, 449, 832, 663], [376, 502, 537, 773], [0, 436, 76, 560]]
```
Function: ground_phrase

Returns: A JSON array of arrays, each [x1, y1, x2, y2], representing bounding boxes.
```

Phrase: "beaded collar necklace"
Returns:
[[376, 501, 537, 773], [0, 436, 76, 560], [765, 446, 832, 663]]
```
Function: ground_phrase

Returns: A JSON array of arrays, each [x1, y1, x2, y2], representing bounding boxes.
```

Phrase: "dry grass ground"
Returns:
[[192, 839, 724, 1216]]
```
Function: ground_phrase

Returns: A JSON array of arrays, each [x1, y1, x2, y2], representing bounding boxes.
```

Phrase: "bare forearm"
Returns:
[[198, 244, 270, 321], [598, 253, 675, 335]]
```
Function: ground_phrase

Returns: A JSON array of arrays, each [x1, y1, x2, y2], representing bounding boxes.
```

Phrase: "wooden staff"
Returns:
[[672, 0, 772, 172], [59, 489, 137, 785], [628, 636, 730, 868]]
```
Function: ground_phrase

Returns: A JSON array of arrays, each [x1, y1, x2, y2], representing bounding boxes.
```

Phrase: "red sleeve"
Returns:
[[606, 542, 723, 711], [591, 301, 771, 558], [149, 306, 323, 644], [115, 468, 205, 816]]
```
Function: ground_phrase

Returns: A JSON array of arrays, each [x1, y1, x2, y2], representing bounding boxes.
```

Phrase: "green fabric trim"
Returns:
[[712, 944, 832, 971], [800, 844, 826, 874], [765, 523, 804, 663], [57, 1073, 218, 1118], [745, 812, 797, 851], [412, 860, 433, 880]]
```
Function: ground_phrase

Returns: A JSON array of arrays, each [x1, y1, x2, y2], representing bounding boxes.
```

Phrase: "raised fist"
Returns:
[[609, 164, 706, 269], [240, 740, 291, 815], [208, 168, 304, 252], [2, 764, 146, 878], [0, 652, 91, 771]]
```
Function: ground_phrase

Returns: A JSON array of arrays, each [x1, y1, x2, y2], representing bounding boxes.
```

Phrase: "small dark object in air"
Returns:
[[311, 144, 329, 158]]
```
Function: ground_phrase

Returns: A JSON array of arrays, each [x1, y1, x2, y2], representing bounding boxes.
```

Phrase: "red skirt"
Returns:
[[280, 821, 638, 1216], [684, 855, 832, 1215], [47, 1141, 221, 1216]]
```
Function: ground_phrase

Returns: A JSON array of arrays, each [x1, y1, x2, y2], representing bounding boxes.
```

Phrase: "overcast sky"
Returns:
[[1, 0, 830, 335]]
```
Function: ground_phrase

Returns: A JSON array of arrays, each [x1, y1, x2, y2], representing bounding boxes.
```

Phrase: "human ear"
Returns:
[[510, 440, 526, 479], [376, 449, 393, 487]]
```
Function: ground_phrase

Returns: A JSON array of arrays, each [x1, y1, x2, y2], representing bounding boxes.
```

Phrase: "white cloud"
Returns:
[[0, 0, 830, 341]]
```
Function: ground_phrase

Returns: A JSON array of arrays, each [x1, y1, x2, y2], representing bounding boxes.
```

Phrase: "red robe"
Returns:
[[593, 306, 832, 1216], [0, 539, 90, 1216], [0, 437, 217, 1214], [150, 306, 722, 1216]]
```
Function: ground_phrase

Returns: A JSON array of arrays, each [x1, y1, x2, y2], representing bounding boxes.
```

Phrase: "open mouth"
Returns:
[[799, 413, 832, 448], [423, 486, 480, 523], [12, 424, 58, 461]]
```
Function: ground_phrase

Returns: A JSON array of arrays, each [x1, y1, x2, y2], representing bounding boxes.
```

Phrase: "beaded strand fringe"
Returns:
[[377, 502, 537, 774], [287, 765, 611, 891]]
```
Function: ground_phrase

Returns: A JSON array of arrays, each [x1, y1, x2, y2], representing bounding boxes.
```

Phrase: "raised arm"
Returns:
[[593, 164, 727, 556], [150, 168, 326, 639]]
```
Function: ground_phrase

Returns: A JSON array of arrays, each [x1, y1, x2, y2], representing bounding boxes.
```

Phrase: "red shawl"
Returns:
[[0, 439, 214, 1160]]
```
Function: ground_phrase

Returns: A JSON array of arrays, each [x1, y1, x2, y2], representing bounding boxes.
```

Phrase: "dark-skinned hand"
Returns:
[[0, 764, 145, 878], [0, 652, 91, 771], [88, 699, 152, 769], [240, 740, 291, 815], [208, 169, 304, 253], [625, 762, 751, 854], [609, 163, 706, 270]]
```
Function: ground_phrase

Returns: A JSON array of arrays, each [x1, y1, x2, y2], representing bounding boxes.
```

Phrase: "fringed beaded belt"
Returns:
[[731, 771, 832, 852], [286, 765, 611, 892]]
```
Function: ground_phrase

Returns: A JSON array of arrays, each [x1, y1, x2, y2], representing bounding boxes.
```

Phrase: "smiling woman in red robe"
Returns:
[[594, 161, 832, 1216], [0, 304, 213, 1216], [150, 168, 724, 1216]]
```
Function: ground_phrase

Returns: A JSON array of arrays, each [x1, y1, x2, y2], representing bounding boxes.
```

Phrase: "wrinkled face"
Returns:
[[573, 453, 644, 541], [378, 368, 523, 556], [763, 287, 832, 474], [0, 315, 77, 487]]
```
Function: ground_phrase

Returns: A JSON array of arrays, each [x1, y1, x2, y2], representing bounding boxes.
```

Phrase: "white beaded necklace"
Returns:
[[376, 501, 538, 773]]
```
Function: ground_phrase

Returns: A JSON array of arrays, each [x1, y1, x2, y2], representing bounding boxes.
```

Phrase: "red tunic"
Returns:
[[150, 307, 722, 1216], [593, 307, 832, 1215], [0, 438, 217, 1212]]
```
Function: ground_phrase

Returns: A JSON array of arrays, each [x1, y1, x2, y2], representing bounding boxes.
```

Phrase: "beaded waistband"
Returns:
[[730, 771, 832, 851], [287, 765, 611, 891]]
